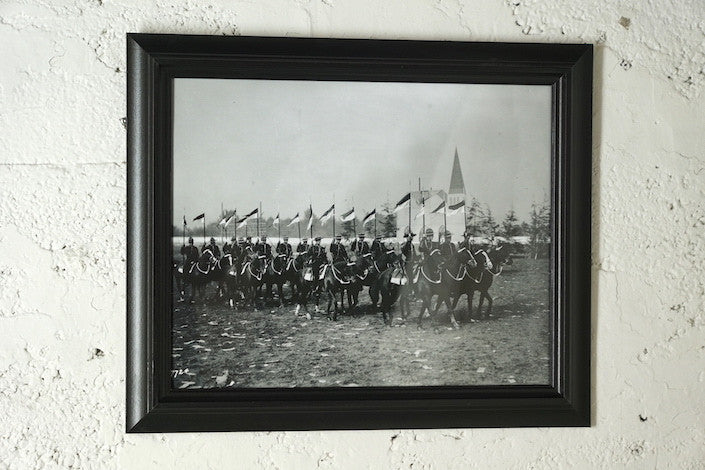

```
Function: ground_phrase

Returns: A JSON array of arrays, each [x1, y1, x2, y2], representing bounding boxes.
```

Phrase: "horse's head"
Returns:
[[199, 249, 217, 265], [489, 245, 512, 268], [456, 247, 477, 268], [272, 253, 287, 271], [354, 252, 372, 270], [424, 248, 443, 270]]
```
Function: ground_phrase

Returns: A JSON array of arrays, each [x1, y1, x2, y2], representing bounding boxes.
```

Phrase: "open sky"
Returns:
[[173, 78, 551, 226]]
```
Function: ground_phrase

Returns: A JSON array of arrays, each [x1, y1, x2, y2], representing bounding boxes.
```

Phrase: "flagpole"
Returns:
[[464, 202, 468, 233], [374, 211, 377, 238], [419, 178, 425, 235], [298, 218, 301, 241], [258, 202, 262, 238], [202, 214, 206, 245], [408, 192, 412, 237], [353, 208, 357, 237], [309, 204, 313, 239], [333, 204, 336, 238], [182, 214, 186, 260], [443, 195, 447, 240], [278, 214, 281, 240], [234, 209, 237, 240]]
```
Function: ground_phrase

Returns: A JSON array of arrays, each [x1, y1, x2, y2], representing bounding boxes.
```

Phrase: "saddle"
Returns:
[[390, 267, 407, 285], [303, 267, 315, 282]]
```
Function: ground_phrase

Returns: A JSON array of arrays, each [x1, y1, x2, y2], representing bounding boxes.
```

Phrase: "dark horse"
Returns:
[[284, 254, 307, 303], [185, 249, 218, 302], [294, 254, 320, 317], [412, 248, 452, 327], [347, 250, 396, 313], [451, 245, 513, 319], [264, 254, 288, 306], [372, 251, 407, 325], [321, 261, 353, 321], [238, 254, 266, 308], [437, 246, 479, 326]]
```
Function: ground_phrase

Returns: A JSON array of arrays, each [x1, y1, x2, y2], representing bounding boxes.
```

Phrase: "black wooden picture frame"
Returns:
[[126, 33, 592, 432]]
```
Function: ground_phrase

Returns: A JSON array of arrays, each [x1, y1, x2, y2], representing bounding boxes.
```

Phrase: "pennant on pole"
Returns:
[[218, 215, 229, 226], [362, 209, 376, 225], [183, 215, 187, 226], [393, 193, 411, 213], [287, 213, 300, 226], [320, 204, 335, 223], [415, 206, 425, 219], [430, 201, 445, 214], [193, 213, 205, 221], [447, 200, 466, 215], [340, 207, 355, 222], [273, 213, 280, 226], [237, 217, 248, 229], [244, 208, 258, 219], [307, 213, 314, 231], [224, 213, 237, 227]]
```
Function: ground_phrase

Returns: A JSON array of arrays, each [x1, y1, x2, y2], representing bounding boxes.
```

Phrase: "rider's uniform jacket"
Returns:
[[350, 239, 370, 255], [222, 242, 232, 255], [370, 239, 383, 258], [296, 242, 309, 254], [202, 243, 221, 258], [439, 241, 457, 260], [458, 239, 475, 253], [229, 243, 242, 258], [257, 242, 272, 258], [401, 239, 415, 262], [276, 242, 292, 257], [329, 242, 348, 262], [419, 238, 437, 257], [180, 244, 199, 264], [307, 244, 326, 263]]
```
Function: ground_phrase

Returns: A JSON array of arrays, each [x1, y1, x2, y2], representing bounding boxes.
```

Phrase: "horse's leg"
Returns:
[[485, 291, 493, 317], [369, 285, 379, 308], [277, 282, 283, 307], [417, 285, 430, 328], [314, 282, 322, 313], [467, 290, 474, 320], [447, 296, 459, 329], [331, 288, 339, 321], [477, 292, 485, 318]]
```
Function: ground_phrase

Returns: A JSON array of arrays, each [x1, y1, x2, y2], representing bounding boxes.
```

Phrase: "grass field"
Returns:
[[171, 257, 552, 389]]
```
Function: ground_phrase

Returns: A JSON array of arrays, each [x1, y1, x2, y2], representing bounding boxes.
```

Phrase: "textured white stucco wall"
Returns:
[[1, 0, 704, 468]]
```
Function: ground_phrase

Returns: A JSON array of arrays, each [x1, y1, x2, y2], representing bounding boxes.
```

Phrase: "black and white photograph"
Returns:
[[171, 78, 553, 390]]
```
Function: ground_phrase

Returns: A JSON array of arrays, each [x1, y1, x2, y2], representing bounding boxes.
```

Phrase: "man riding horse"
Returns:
[[401, 229, 416, 264], [439, 231, 457, 262], [370, 235, 384, 259], [296, 237, 309, 254], [256, 235, 272, 260], [350, 233, 370, 256], [180, 237, 199, 268], [276, 236, 293, 257], [203, 237, 221, 258], [329, 234, 348, 263], [307, 237, 327, 276], [419, 228, 438, 259]]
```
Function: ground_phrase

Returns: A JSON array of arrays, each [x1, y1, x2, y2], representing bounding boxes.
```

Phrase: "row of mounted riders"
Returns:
[[173, 230, 513, 327]]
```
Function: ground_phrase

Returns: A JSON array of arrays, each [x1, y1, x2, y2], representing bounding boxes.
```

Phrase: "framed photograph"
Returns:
[[127, 34, 592, 432]]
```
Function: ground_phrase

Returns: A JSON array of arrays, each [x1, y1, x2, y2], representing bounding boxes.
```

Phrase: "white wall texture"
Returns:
[[0, 0, 703, 468]]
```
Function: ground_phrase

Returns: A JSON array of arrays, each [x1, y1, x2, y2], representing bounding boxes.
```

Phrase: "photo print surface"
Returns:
[[171, 78, 552, 389]]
